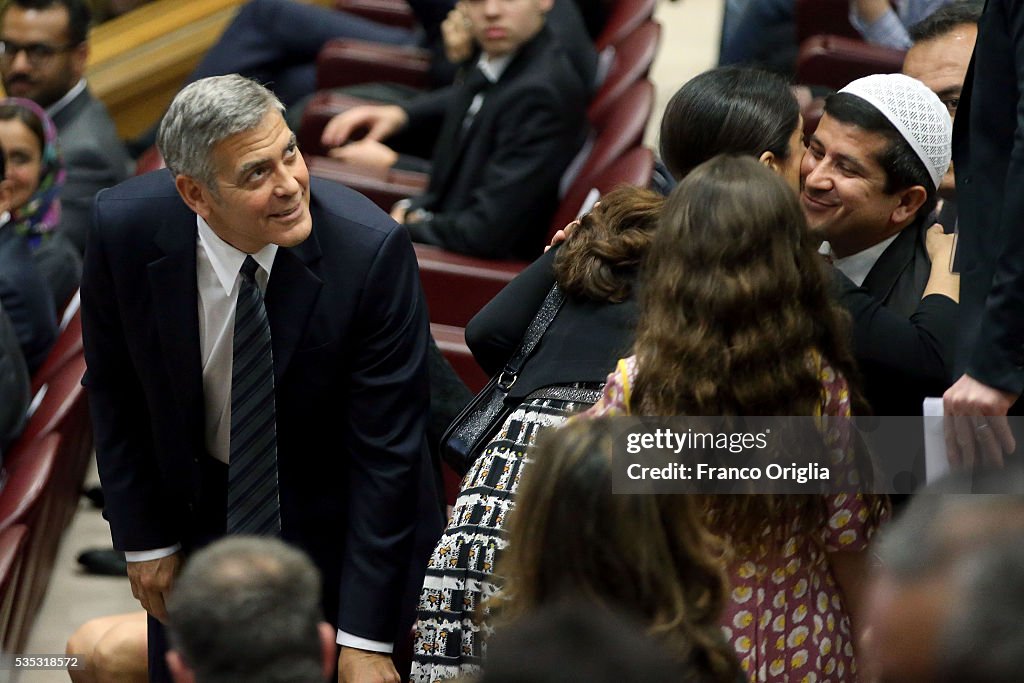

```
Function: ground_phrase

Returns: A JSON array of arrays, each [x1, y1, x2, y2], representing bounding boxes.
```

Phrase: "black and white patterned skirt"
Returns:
[[410, 387, 599, 682]]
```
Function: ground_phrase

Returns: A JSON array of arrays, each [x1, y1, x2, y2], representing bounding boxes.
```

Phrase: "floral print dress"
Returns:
[[581, 355, 880, 683]]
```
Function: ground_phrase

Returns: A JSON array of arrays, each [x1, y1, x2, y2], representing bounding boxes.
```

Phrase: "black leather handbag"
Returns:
[[440, 284, 565, 475]]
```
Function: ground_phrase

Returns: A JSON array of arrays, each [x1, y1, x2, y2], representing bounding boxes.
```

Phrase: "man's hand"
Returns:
[[321, 105, 408, 149], [127, 552, 182, 623], [943, 373, 1018, 469], [390, 202, 409, 224], [327, 139, 399, 170], [338, 647, 399, 683], [923, 223, 959, 301], [924, 223, 954, 264], [442, 3, 474, 64]]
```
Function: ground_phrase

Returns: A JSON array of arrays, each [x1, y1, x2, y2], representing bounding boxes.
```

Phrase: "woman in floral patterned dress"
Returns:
[[580, 155, 888, 683]]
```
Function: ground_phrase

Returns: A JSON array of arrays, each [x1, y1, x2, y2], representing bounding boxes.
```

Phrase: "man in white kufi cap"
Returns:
[[801, 72, 957, 417]]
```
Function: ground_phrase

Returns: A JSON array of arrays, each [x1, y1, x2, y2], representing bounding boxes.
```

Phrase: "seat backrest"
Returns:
[[0, 433, 60, 533], [135, 145, 166, 175], [795, 0, 859, 43], [21, 353, 86, 445], [589, 21, 661, 123], [595, 0, 656, 50], [0, 523, 27, 646], [31, 307, 82, 394], [548, 146, 654, 242], [573, 79, 653, 192], [796, 34, 906, 91]]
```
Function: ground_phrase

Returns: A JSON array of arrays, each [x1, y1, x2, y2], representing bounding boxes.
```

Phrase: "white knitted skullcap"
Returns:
[[838, 73, 952, 189]]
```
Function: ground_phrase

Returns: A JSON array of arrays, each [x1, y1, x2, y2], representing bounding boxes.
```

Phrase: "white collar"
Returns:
[[831, 233, 901, 287], [0, 211, 9, 232], [196, 215, 278, 296], [46, 78, 87, 120], [476, 52, 515, 83]]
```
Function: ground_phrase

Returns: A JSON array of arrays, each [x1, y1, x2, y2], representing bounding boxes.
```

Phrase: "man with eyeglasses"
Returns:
[[0, 0, 131, 254]]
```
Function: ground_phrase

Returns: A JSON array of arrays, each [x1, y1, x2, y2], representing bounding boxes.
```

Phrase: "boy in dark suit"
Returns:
[[320, 0, 589, 260]]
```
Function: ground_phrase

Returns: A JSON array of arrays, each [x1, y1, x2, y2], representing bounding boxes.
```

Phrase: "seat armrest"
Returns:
[[299, 91, 381, 157], [796, 35, 906, 91], [414, 244, 526, 327], [334, 0, 417, 28], [316, 39, 432, 92], [307, 155, 428, 212]]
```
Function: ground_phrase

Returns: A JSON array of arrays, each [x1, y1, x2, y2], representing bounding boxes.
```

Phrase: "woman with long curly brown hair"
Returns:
[[582, 154, 887, 682], [497, 417, 744, 683]]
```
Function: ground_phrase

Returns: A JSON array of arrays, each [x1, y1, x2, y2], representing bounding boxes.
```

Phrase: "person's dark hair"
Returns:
[[498, 418, 742, 682], [0, 103, 44, 154], [631, 155, 880, 547], [823, 92, 938, 221], [659, 66, 799, 180], [3, 0, 92, 45], [553, 187, 664, 302], [941, 533, 1024, 683], [909, 0, 983, 43], [482, 599, 716, 683], [166, 537, 326, 683]]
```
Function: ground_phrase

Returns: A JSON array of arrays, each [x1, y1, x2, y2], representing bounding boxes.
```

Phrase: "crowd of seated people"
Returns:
[[1, 0, 1019, 681]]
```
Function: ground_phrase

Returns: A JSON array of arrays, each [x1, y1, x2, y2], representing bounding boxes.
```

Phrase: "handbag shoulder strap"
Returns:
[[497, 284, 565, 388]]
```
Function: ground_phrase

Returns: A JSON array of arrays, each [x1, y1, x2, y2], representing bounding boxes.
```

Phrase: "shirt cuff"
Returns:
[[124, 544, 181, 562], [849, 7, 912, 49], [336, 631, 394, 653]]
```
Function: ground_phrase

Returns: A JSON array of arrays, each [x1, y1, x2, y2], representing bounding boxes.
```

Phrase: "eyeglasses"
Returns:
[[0, 39, 77, 67]]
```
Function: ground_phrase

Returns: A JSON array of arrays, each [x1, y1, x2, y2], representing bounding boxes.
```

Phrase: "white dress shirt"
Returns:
[[124, 217, 390, 651], [830, 233, 900, 287]]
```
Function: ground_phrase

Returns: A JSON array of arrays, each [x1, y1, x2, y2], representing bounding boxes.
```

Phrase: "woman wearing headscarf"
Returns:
[[0, 97, 82, 313]]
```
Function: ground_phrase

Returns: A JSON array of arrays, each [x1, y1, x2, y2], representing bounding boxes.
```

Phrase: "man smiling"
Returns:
[[82, 75, 438, 683], [803, 73, 958, 416]]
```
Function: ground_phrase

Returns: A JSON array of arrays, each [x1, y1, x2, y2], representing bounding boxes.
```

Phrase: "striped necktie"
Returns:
[[226, 256, 281, 535]]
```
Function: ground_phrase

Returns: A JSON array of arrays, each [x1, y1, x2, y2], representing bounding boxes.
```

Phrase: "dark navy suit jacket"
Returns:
[[81, 170, 435, 641]]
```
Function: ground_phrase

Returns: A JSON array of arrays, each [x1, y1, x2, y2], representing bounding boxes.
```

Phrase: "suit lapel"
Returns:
[[148, 219, 204, 437], [264, 220, 323, 384], [861, 221, 926, 315]]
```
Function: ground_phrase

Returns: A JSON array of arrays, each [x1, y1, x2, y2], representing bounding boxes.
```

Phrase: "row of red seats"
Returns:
[[793, 0, 906, 96], [304, 15, 661, 389], [0, 302, 91, 653]]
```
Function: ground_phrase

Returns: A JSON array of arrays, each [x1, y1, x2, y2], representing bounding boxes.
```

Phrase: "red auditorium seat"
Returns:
[[316, 40, 433, 94], [431, 322, 488, 393], [31, 306, 81, 395], [0, 524, 27, 650], [306, 155, 429, 213], [795, 0, 860, 43], [334, 0, 418, 28], [589, 20, 660, 124], [20, 354, 91, 532], [796, 34, 905, 91], [306, 18, 660, 156], [0, 433, 60, 652], [135, 145, 166, 175], [415, 146, 654, 328], [595, 0, 656, 50]]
